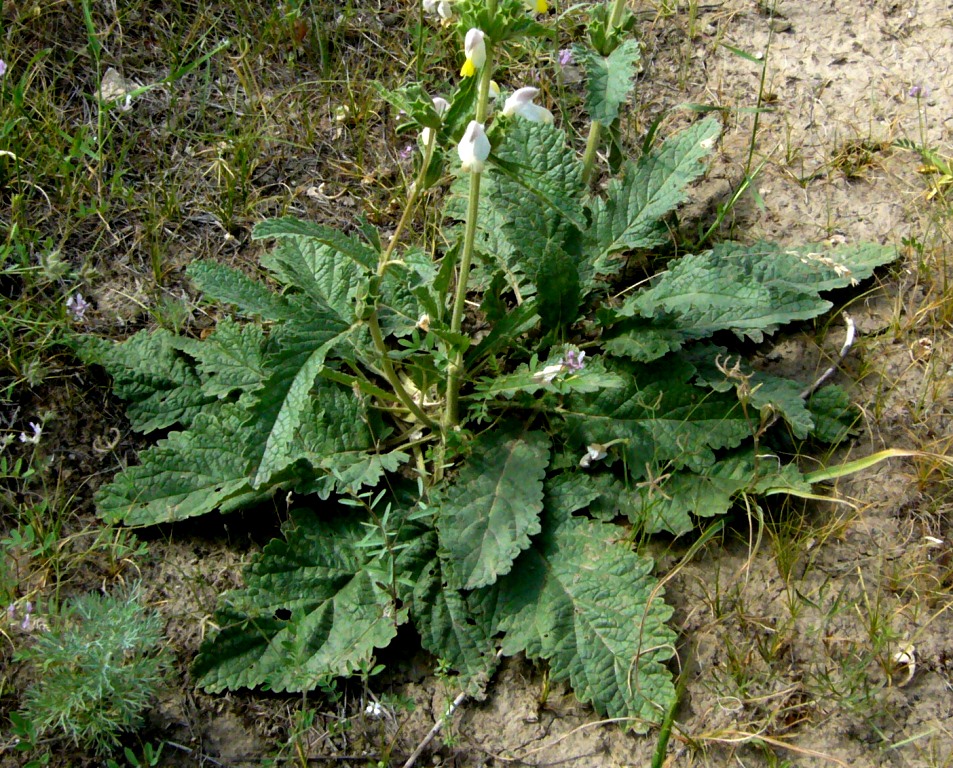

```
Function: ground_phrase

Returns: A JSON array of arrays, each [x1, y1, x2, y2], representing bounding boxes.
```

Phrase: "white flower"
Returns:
[[461, 28, 486, 78], [502, 87, 554, 124], [579, 444, 608, 469], [421, 96, 450, 146], [364, 701, 384, 718], [532, 363, 564, 383], [458, 120, 490, 173], [423, 0, 453, 20]]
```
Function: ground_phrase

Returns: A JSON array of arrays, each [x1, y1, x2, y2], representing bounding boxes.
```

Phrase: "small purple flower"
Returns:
[[909, 84, 930, 99], [6, 603, 15, 621], [0, 60, 6, 78], [21, 601, 33, 630], [557, 48, 574, 67], [398, 144, 413, 161], [19, 422, 42, 444], [563, 348, 585, 372], [66, 292, 90, 321]]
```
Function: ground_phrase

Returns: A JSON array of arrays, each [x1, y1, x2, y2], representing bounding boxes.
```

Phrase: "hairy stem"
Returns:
[[581, 120, 602, 184], [368, 313, 437, 429]]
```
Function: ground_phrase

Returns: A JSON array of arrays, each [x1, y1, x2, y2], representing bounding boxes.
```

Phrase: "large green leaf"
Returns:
[[172, 317, 266, 399], [72, 330, 213, 433], [194, 511, 403, 693], [253, 217, 377, 272], [412, 553, 499, 690], [625, 241, 897, 341], [439, 429, 550, 590], [582, 38, 642, 124], [561, 357, 751, 477], [587, 118, 721, 282], [187, 261, 294, 321], [494, 503, 676, 728], [96, 403, 270, 525], [246, 312, 354, 488]]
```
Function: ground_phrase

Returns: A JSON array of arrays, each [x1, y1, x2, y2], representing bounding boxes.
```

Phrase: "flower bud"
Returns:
[[421, 96, 450, 146]]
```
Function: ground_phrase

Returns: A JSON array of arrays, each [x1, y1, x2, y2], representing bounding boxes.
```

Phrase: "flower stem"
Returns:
[[443, 40, 495, 430], [581, 119, 602, 184]]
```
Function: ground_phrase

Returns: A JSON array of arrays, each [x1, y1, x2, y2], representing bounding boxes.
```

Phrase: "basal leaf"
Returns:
[[253, 217, 377, 272], [807, 385, 861, 443], [587, 118, 720, 283], [247, 313, 354, 488], [172, 317, 266, 399], [187, 261, 294, 321], [561, 358, 751, 477], [439, 429, 550, 590], [257, 222, 366, 322], [626, 241, 898, 342], [194, 511, 403, 693], [495, 511, 676, 728], [413, 554, 499, 690], [582, 38, 642, 124], [73, 330, 212, 433], [96, 403, 269, 525]]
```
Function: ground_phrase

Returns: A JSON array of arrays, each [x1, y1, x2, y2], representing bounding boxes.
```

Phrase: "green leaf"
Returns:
[[72, 330, 213, 433], [626, 241, 898, 342], [96, 403, 269, 525], [807, 385, 860, 443], [194, 511, 403, 693], [172, 317, 266, 399], [582, 38, 642, 124], [439, 430, 551, 590], [187, 261, 293, 321], [494, 511, 675, 727], [587, 118, 720, 283], [246, 313, 354, 488], [412, 554, 499, 690], [257, 222, 366, 322], [253, 217, 376, 272], [561, 358, 751, 477], [471, 355, 625, 401]]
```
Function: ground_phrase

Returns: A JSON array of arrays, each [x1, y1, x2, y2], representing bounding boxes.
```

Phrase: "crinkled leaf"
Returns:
[[601, 318, 686, 363], [194, 511, 403, 693], [494, 511, 675, 728], [807, 385, 861, 443], [626, 241, 898, 342], [582, 38, 642, 124], [413, 554, 499, 691], [587, 118, 720, 283], [172, 317, 266, 399], [561, 358, 751, 477], [72, 330, 212, 433], [257, 222, 366, 321], [439, 430, 550, 590], [187, 261, 294, 321], [253, 217, 376, 272], [246, 313, 354, 488], [96, 403, 269, 525]]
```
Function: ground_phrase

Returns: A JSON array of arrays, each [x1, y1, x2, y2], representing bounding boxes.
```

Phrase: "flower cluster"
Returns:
[[532, 348, 586, 383]]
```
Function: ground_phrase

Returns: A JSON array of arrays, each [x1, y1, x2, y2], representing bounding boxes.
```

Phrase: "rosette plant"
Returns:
[[77, 0, 896, 730]]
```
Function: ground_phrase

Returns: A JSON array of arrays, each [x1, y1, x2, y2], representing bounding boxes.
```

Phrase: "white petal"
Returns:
[[458, 120, 489, 173]]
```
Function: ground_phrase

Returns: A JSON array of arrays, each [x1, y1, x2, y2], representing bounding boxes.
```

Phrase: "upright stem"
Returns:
[[443, 33, 495, 430], [581, 120, 602, 184], [582, 0, 629, 184], [364, 129, 439, 428]]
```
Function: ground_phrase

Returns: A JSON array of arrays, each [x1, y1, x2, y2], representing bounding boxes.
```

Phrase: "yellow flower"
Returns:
[[526, 0, 548, 13], [460, 28, 486, 78]]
